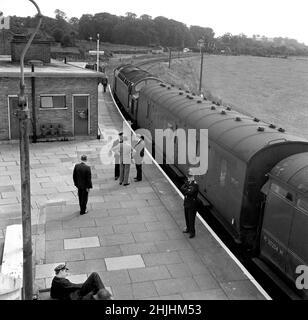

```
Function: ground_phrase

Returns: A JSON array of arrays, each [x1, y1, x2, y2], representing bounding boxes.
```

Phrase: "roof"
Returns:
[[0, 56, 101, 78], [141, 83, 308, 163], [51, 47, 80, 54], [115, 64, 160, 87], [270, 153, 308, 194]]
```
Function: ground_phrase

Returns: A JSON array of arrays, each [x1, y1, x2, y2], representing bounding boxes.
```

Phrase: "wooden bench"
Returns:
[[0, 224, 23, 299]]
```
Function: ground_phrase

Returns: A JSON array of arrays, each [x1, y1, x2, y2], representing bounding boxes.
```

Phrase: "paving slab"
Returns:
[[64, 236, 100, 250], [35, 262, 64, 279], [105, 254, 145, 271], [128, 266, 171, 283]]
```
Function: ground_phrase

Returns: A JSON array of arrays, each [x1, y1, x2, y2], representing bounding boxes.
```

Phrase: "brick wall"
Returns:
[[0, 77, 98, 140], [0, 30, 12, 55], [11, 42, 51, 63]]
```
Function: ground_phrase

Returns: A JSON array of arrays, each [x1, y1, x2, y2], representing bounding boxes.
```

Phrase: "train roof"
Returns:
[[270, 153, 308, 195], [114, 64, 160, 86], [140, 83, 308, 163]]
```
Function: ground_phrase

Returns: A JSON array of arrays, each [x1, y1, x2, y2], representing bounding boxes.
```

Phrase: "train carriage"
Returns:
[[260, 153, 308, 299], [136, 82, 308, 248], [113, 64, 162, 121]]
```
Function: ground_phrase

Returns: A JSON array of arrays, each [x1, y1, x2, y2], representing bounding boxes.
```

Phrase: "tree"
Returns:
[[54, 9, 67, 21], [125, 12, 137, 19], [69, 17, 79, 26], [140, 14, 152, 21], [53, 29, 64, 42]]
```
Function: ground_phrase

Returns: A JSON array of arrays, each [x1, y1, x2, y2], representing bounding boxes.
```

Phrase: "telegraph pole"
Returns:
[[18, 0, 42, 300], [96, 33, 100, 72], [198, 38, 205, 95], [168, 48, 171, 68]]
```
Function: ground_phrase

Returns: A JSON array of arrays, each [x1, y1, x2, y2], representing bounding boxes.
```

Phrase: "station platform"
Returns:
[[0, 85, 270, 300]]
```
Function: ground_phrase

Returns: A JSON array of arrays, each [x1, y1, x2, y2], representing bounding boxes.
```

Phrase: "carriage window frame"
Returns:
[[220, 159, 227, 187], [297, 198, 308, 213], [270, 182, 294, 202]]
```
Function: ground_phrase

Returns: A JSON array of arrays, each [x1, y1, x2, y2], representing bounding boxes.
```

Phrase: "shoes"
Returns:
[[119, 182, 122, 185], [115, 176, 119, 180], [182, 228, 189, 233], [80, 210, 88, 215], [189, 233, 195, 238], [123, 183, 130, 186], [134, 178, 141, 182]]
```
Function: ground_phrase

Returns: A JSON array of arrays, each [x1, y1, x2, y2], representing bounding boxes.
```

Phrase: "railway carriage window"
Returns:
[[270, 183, 293, 202], [297, 198, 308, 213], [220, 159, 227, 187]]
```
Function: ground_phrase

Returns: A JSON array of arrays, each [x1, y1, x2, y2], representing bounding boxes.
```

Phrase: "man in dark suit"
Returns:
[[180, 168, 199, 238], [73, 155, 92, 215]]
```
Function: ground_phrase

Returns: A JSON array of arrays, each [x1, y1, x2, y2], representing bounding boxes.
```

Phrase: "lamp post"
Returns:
[[96, 33, 100, 72], [18, 0, 42, 300], [197, 38, 205, 95]]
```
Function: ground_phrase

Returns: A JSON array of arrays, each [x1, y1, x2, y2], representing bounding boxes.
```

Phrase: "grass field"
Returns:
[[144, 55, 308, 140]]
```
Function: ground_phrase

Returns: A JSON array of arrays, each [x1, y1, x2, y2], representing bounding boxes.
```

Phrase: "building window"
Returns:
[[40, 95, 66, 109]]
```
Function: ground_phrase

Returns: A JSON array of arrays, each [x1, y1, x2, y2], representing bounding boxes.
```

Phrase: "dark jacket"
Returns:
[[73, 162, 92, 190], [181, 180, 199, 208], [50, 277, 82, 300]]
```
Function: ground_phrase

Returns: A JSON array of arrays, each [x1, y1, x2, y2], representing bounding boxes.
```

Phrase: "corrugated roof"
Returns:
[[141, 83, 308, 163], [270, 153, 308, 194]]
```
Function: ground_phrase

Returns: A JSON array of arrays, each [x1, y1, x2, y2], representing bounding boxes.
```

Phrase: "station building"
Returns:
[[0, 33, 101, 141]]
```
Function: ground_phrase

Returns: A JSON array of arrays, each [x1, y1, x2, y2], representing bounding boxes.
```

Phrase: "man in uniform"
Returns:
[[180, 168, 199, 238]]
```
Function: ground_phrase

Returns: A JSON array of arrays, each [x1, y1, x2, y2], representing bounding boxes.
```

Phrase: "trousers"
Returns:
[[119, 163, 130, 184], [114, 163, 120, 178], [70, 272, 105, 300], [135, 164, 142, 181], [78, 189, 88, 214], [184, 206, 196, 235]]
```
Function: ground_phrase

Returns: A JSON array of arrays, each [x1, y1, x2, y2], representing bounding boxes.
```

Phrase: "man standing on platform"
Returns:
[[133, 134, 145, 182], [111, 136, 135, 186], [110, 131, 123, 180], [73, 155, 92, 215], [181, 168, 199, 238]]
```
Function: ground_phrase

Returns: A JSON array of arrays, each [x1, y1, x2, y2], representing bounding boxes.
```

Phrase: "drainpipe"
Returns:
[[31, 64, 37, 143]]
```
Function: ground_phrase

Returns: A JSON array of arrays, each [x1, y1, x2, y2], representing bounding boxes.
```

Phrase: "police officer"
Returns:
[[181, 168, 199, 238]]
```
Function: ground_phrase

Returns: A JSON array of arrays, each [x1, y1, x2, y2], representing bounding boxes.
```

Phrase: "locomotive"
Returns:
[[113, 64, 308, 299]]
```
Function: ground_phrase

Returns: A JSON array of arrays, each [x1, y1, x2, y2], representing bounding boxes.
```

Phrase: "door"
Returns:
[[8, 96, 21, 140], [260, 181, 294, 273], [73, 95, 89, 136]]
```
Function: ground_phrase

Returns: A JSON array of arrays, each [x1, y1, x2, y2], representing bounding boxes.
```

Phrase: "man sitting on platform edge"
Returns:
[[50, 264, 112, 300]]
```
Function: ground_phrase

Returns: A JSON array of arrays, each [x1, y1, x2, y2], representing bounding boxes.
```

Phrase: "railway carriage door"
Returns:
[[260, 181, 294, 273], [73, 95, 89, 136]]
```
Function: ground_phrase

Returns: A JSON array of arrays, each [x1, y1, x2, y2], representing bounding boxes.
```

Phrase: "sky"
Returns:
[[2, 0, 308, 45]]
